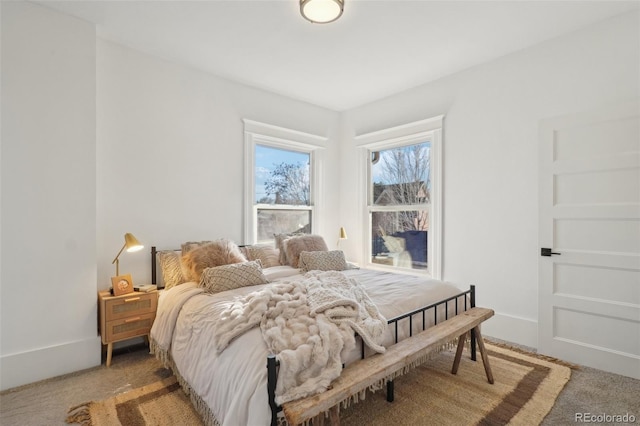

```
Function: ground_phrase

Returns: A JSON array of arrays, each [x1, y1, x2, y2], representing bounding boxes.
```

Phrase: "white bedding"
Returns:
[[150, 266, 464, 426]]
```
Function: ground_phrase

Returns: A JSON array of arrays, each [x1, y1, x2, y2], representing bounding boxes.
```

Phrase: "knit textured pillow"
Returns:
[[299, 250, 347, 272], [157, 250, 187, 289], [181, 239, 247, 282], [283, 234, 329, 268], [200, 260, 268, 294]]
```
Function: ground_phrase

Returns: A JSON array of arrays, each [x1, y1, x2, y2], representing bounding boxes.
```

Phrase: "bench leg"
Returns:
[[473, 325, 494, 384], [451, 327, 494, 384], [451, 331, 467, 375]]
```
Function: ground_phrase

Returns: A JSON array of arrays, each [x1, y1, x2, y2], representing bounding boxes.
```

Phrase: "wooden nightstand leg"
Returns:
[[106, 342, 113, 367]]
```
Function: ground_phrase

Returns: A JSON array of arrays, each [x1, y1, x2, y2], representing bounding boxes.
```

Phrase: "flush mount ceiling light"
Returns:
[[300, 0, 344, 24]]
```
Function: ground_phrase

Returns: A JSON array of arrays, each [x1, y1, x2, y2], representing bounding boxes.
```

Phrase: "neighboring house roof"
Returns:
[[373, 181, 429, 205]]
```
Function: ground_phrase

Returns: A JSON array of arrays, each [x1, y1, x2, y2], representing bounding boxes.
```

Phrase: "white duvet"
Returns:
[[150, 267, 464, 426]]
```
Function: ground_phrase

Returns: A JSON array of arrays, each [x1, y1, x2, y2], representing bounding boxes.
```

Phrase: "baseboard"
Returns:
[[0, 336, 101, 391], [482, 312, 538, 349]]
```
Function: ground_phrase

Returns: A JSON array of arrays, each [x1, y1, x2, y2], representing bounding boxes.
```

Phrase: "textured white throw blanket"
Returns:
[[213, 270, 387, 404]]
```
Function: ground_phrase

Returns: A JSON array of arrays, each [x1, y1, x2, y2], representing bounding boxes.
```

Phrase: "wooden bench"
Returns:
[[282, 307, 495, 426]]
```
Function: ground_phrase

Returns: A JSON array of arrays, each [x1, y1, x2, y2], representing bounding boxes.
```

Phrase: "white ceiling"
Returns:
[[38, 0, 639, 111]]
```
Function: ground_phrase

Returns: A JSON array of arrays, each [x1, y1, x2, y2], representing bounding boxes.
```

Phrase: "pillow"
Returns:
[[181, 239, 247, 282], [274, 233, 302, 265], [245, 244, 280, 268], [157, 250, 187, 289], [238, 245, 250, 260], [283, 234, 329, 268], [299, 250, 347, 272], [200, 260, 268, 294], [181, 240, 213, 255]]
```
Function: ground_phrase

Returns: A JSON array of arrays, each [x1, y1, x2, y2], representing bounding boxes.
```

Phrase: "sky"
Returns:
[[255, 144, 309, 202]]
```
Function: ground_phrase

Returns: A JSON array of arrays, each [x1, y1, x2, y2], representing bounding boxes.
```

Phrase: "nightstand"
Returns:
[[98, 290, 158, 367]]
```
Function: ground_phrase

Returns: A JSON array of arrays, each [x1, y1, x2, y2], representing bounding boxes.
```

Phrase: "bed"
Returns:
[[149, 238, 476, 426]]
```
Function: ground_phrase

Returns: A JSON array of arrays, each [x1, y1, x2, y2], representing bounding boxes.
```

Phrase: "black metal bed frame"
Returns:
[[266, 285, 477, 426], [151, 246, 161, 286]]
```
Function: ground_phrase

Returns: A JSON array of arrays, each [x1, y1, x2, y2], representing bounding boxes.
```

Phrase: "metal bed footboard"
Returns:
[[266, 285, 477, 425]]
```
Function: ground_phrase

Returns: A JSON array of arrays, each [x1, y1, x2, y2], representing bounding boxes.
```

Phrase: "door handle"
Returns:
[[541, 248, 561, 257]]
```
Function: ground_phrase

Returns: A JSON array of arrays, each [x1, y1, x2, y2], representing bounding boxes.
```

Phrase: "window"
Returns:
[[255, 145, 311, 242], [357, 117, 443, 278], [243, 120, 325, 244]]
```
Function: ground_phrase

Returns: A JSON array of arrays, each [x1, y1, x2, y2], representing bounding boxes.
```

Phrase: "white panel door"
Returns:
[[539, 100, 640, 379]]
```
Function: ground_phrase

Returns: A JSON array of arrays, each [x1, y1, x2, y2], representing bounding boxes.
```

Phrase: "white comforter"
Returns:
[[151, 267, 464, 426]]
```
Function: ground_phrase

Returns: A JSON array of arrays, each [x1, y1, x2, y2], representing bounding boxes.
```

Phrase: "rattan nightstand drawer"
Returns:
[[103, 293, 157, 322], [104, 312, 155, 343]]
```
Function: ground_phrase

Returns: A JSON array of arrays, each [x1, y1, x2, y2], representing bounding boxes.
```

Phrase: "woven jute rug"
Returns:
[[340, 342, 573, 426], [65, 376, 203, 426], [66, 342, 572, 426]]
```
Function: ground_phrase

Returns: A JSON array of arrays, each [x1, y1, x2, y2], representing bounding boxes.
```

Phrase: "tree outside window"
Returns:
[[255, 145, 312, 242], [370, 142, 431, 270]]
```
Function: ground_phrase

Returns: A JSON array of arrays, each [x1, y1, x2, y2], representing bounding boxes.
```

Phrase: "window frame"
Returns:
[[243, 119, 326, 244], [356, 116, 443, 278]]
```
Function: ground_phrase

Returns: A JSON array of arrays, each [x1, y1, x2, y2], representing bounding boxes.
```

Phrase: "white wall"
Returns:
[[339, 11, 639, 348], [96, 40, 342, 289], [0, 3, 341, 390], [1, 2, 637, 390], [1, 1, 99, 390]]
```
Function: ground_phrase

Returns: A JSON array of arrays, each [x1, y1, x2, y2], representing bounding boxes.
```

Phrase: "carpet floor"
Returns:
[[1, 341, 638, 426]]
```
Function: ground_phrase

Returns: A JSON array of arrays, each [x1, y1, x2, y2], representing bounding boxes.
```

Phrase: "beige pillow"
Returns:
[[200, 260, 268, 294], [157, 250, 187, 289], [181, 239, 247, 282], [245, 244, 280, 268], [238, 245, 250, 260], [283, 234, 328, 268], [274, 233, 302, 265], [181, 240, 213, 255], [299, 250, 347, 272]]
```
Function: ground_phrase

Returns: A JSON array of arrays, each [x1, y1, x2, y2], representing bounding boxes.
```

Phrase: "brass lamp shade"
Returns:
[[112, 233, 144, 276], [124, 233, 143, 252], [337, 227, 347, 247], [339, 227, 348, 240], [300, 0, 344, 24]]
